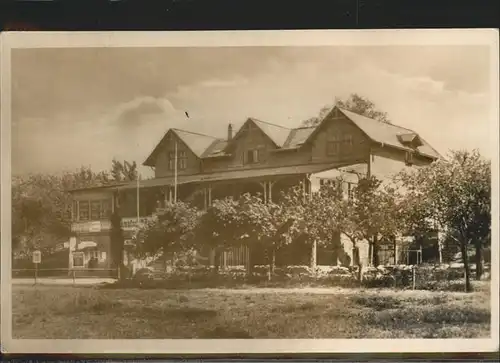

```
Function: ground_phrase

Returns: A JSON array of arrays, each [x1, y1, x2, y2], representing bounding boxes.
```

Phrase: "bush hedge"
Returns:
[[106, 263, 488, 290]]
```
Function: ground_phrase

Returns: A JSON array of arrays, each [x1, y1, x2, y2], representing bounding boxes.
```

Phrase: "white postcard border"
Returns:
[[1, 29, 499, 354]]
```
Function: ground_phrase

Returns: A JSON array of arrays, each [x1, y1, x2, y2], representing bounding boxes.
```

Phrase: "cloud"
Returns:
[[11, 45, 493, 176], [198, 77, 249, 89]]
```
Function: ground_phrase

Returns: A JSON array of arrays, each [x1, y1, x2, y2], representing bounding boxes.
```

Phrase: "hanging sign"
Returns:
[[32, 250, 41, 264]]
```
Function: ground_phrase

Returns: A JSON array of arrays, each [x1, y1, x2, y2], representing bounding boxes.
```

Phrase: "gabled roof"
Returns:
[[173, 129, 218, 157], [248, 118, 291, 147], [144, 128, 218, 166], [337, 107, 441, 160], [302, 106, 441, 160], [228, 117, 291, 150], [143, 106, 441, 167]]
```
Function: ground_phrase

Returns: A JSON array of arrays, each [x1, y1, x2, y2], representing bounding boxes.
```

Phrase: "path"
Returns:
[[12, 277, 117, 286]]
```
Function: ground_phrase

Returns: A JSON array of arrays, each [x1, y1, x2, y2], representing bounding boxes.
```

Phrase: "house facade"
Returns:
[[68, 106, 441, 271]]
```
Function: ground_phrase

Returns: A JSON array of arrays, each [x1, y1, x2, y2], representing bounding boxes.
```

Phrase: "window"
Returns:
[[343, 134, 353, 153], [78, 199, 112, 221], [326, 137, 341, 156], [100, 199, 111, 219], [90, 201, 101, 220], [178, 151, 188, 170], [405, 151, 414, 166], [79, 201, 90, 221], [168, 151, 188, 170], [168, 151, 175, 170], [245, 149, 259, 164]]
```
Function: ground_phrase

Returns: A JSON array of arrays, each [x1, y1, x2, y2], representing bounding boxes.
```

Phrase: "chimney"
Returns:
[[227, 123, 233, 141]]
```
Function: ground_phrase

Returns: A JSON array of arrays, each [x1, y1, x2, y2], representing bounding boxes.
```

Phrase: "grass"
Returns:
[[12, 282, 491, 339]]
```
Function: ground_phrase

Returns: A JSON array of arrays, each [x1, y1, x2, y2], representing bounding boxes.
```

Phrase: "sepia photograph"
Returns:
[[1, 30, 498, 354]]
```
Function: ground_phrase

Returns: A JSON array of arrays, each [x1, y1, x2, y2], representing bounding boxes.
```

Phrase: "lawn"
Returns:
[[12, 282, 491, 339]]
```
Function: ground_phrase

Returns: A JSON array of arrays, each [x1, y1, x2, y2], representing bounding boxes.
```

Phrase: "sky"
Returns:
[[11, 45, 493, 177]]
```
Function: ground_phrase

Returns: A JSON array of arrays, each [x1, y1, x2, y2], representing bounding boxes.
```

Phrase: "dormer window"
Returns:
[[244, 149, 260, 164], [398, 133, 423, 148]]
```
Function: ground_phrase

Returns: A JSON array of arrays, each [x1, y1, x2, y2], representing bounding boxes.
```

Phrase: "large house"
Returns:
[[68, 106, 441, 272]]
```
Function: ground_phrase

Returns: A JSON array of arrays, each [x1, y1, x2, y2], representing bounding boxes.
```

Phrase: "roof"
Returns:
[[201, 139, 229, 158], [143, 106, 441, 167], [67, 182, 127, 193], [337, 107, 441, 160], [117, 162, 350, 191], [282, 127, 315, 149], [144, 128, 219, 166], [397, 133, 419, 144], [172, 129, 219, 157], [248, 118, 291, 147]]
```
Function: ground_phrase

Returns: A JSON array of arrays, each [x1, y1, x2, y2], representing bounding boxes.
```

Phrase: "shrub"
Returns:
[[118, 262, 477, 290], [134, 268, 154, 281]]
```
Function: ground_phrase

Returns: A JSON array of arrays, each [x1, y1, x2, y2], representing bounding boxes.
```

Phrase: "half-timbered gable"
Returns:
[[219, 118, 289, 170], [305, 107, 372, 166]]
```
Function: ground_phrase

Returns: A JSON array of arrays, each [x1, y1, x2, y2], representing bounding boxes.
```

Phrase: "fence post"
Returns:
[[412, 265, 416, 290], [72, 269, 76, 286]]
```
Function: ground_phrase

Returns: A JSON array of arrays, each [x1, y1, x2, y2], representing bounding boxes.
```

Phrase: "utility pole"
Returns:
[[136, 171, 140, 223], [174, 139, 178, 203]]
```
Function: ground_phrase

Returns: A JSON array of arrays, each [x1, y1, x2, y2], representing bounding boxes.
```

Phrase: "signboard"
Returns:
[[88, 221, 102, 233], [71, 217, 155, 233], [71, 221, 110, 233], [32, 250, 41, 264], [72, 252, 85, 267], [78, 241, 97, 249], [121, 216, 155, 231]]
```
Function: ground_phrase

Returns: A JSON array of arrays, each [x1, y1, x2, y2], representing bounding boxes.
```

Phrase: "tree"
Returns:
[[12, 160, 138, 256], [376, 184, 406, 265], [319, 175, 398, 278], [399, 150, 491, 291], [196, 197, 242, 273], [238, 193, 296, 278], [12, 166, 113, 255], [111, 160, 124, 182], [134, 201, 200, 272], [280, 181, 344, 269], [196, 193, 298, 279], [110, 211, 125, 279], [111, 159, 138, 182], [336, 93, 390, 123], [302, 93, 391, 127]]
